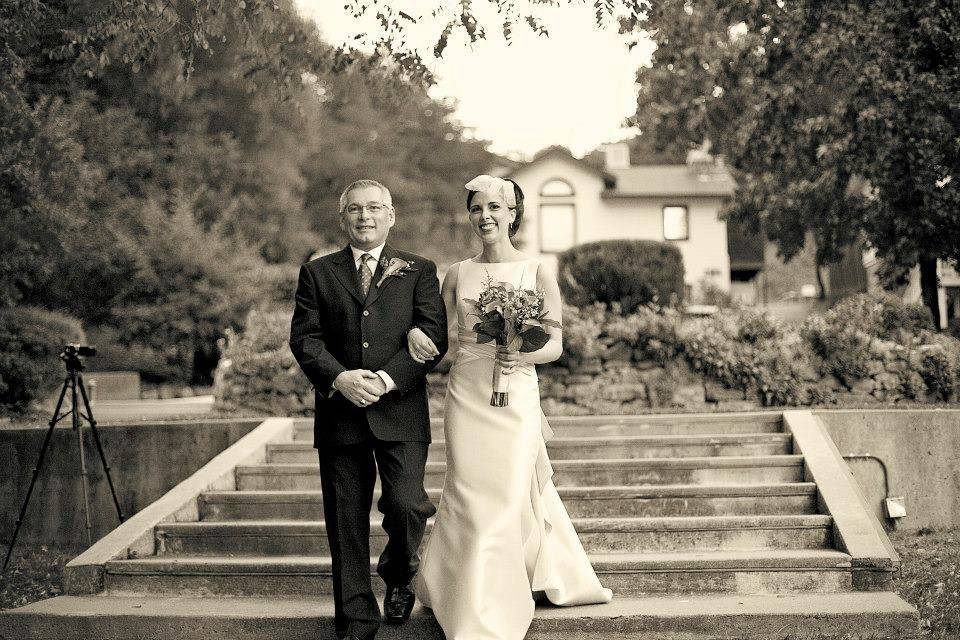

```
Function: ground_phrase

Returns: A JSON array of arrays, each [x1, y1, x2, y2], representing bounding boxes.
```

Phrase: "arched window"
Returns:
[[539, 178, 576, 253], [540, 179, 575, 197]]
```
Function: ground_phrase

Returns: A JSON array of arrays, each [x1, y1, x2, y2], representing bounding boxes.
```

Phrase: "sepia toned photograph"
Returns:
[[1, 1, 958, 638]]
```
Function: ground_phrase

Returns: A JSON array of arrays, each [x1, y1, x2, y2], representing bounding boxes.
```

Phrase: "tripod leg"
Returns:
[[72, 373, 94, 547], [76, 373, 124, 523], [2, 377, 70, 573]]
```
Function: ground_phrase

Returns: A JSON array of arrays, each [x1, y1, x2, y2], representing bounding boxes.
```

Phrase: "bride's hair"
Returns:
[[466, 179, 525, 237]]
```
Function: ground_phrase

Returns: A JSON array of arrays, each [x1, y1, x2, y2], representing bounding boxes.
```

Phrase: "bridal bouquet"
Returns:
[[464, 275, 561, 406]]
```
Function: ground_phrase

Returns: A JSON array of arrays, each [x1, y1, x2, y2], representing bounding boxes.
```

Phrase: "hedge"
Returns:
[[0, 307, 86, 413], [558, 239, 685, 312]]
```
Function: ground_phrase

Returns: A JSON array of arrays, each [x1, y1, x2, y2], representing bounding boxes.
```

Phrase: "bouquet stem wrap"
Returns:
[[491, 355, 510, 407]]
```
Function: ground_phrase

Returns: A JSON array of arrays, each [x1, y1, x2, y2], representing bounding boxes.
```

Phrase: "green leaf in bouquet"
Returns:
[[539, 318, 562, 328], [518, 326, 551, 352], [508, 335, 524, 351], [475, 316, 505, 338]]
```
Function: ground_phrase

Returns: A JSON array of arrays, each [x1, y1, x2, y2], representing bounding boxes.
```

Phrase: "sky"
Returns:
[[294, 1, 655, 160]]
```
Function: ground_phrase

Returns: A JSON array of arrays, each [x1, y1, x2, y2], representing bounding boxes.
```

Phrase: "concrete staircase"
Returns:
[[0, 412, 918, 639]]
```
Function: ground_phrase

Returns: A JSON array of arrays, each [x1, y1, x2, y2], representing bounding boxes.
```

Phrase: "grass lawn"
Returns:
[[891, 528, 960, 637], [0, 546, 72, 610], [1, 529, 958, 637]]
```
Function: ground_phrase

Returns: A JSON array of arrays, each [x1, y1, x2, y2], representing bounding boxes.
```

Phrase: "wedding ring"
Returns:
[[359, 399, 366, 405]]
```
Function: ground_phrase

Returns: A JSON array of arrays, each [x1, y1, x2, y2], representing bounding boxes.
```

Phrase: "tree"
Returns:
[[631, 0, 960, 325], [0, 0, 504, 382]]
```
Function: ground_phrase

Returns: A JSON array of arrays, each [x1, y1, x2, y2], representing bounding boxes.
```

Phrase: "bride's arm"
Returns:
[[520, 263, 563, 365]]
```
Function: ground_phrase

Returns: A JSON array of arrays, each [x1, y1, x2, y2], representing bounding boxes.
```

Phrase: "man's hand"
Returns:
[[333, 370, 384, 408], [367, 375, 388, 396]]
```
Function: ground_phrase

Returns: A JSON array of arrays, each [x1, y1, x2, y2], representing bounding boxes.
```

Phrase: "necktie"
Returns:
[[358, 253, 374, 297]]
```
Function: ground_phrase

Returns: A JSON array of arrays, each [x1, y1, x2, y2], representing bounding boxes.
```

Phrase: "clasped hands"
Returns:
[[333, 369, 387, 408]]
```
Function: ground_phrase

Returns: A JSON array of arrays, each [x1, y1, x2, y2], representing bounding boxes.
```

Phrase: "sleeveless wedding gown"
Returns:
[[414, 258, 613, 640]]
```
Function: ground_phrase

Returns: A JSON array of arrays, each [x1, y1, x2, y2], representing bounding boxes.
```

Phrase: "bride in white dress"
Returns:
[[407, 175, 612, 640]]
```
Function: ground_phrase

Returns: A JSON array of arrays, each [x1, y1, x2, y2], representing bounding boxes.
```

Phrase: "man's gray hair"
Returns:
[[339, 179, 393, 212]]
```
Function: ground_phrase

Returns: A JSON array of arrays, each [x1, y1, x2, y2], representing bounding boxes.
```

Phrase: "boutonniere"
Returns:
[[376, 257, 417, 287]]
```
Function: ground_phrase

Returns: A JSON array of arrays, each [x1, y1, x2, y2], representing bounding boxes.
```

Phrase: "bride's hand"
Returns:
[[496, 346, 520, 375], [407, 327, 439, 364]]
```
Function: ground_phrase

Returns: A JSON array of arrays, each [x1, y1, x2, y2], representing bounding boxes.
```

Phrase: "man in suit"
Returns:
[[290, 179, 447, 640]]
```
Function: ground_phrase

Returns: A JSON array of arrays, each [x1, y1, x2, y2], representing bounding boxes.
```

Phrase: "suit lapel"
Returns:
[[330, 246, 365, 306], [364, 244, 397, 309]]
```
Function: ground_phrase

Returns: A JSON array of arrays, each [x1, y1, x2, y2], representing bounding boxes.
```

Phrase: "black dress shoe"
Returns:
[[384, 583, 416, 624]]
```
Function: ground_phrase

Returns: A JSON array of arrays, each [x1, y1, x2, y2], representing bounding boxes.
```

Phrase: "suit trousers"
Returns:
[[317, 436, 435, 640]]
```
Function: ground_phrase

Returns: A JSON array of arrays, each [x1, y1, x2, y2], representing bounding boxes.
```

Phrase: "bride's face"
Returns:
[[468, 190, 515, 243]]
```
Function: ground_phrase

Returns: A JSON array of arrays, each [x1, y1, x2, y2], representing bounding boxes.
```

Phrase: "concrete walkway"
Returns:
[[91, 396, 215, 423]]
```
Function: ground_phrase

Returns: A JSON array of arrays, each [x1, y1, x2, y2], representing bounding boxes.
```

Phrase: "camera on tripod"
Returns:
[[61, 343, 96, 359], [4, 341, 122, 572], [59, 344, 96, 369]]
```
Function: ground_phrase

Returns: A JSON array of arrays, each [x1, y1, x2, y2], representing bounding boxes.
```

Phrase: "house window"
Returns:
[[540, 179, 574, 197], [539, 204, 576, 253], [539, 178, 576, 253], [663, 205, 689, 241]]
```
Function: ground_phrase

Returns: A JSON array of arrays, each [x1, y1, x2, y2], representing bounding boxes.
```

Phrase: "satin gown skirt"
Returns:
[[415, 339, 613, 640]]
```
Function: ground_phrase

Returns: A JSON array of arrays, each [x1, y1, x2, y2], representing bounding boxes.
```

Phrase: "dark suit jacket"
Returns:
[[289, 244, 448, 446]]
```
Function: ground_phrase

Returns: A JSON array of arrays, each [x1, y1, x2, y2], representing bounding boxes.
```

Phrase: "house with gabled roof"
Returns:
[[505, 144, 763, 302]]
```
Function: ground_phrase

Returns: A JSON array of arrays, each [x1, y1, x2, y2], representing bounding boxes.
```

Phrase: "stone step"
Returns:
[[235, 456, 805, 490], [268, 433, 794, 463], [200, 482, 819, 520], [0, 592, 919, 640], [155, 514, 833, 556], [294, 412, 784, 440], [103, 549, 857, 597]]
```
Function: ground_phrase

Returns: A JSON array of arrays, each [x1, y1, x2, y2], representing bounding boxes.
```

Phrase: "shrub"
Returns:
[[213, 307, 312, 416], [881, 300, 934, 338], [560, 303, 606, 363], [679, 309, 814, 406], [558, 239, 685, 313], [802, 315, 873, 385], [828, 293, 933, 343], [734, 308, 781, 344], [919, 347, 957, 401], [0, 307, 85, 413], [696, 277, 736, 308]]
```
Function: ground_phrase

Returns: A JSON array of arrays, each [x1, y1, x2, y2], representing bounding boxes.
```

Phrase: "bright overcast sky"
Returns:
[[294, 1, 654, 159]]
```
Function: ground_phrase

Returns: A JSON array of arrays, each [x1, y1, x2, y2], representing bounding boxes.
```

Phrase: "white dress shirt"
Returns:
[[348, 243, 396, 393], [350, 243, 386, 272]]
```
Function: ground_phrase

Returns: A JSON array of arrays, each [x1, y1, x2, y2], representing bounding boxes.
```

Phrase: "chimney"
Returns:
[[686, 139, 714, 181], [602, 143, 630, 170]]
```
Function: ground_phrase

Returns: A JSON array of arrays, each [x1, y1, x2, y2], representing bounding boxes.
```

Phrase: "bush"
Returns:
[[802, 315, 872, 385], [558, 240, 685, 313], [560, 303, 606, 363], [828, 293, 933, 343], [734, 308, 781, 344], [213, 308, 312, 416], [919, 346, 957, 401], [0, 307, 85, 413]]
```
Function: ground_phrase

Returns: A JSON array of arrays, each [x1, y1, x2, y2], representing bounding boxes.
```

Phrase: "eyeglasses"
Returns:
[[343, 202, 392, 215]]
